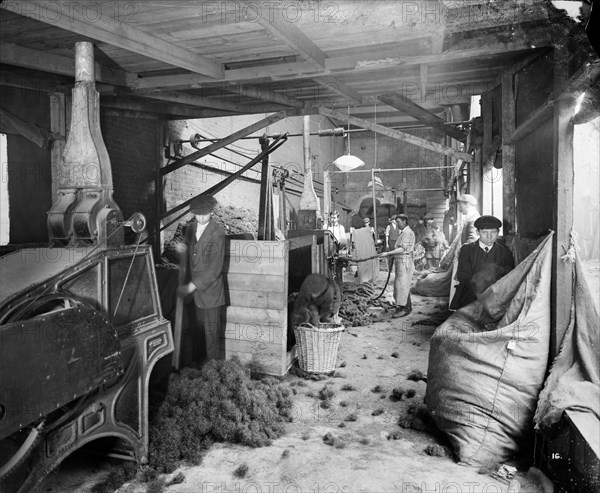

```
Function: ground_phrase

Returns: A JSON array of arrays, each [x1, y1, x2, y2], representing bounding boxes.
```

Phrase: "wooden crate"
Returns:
[[223, 239, 291, 375], [223, 235, 329, 375]]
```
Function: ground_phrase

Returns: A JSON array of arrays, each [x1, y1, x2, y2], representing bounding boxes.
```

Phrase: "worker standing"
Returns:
[[385, 214, 400, 268], [178, 195, 226, 365], [456, 194, 481, 244], [328, 210, 346, 243], [380, 214, 415, 318]]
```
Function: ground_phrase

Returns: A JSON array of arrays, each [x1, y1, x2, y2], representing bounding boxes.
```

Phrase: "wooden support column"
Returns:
[[481, 92, 493, 211], [258, 136, 273, 241], [551, 46, 575, 357], [323, 170, 331, 226], [482, 93, 493, 162], [49, 92, 66, 200], [501, 71, 516, 234], [154, 120, 167, 259], [470, 145, 482, 205]]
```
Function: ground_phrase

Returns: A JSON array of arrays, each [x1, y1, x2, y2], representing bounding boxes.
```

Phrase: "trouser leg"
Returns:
[[191, 306, 205, 364], [194, 306, 224, 364]]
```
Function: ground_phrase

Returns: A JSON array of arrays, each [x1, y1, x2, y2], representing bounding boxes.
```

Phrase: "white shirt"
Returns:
[[328, 223, 346, 242], [478, 240, 494, 253], [195, 221, 209, 241]]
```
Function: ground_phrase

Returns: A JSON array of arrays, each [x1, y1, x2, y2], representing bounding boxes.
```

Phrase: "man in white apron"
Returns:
[[381, 214, 415, 318]]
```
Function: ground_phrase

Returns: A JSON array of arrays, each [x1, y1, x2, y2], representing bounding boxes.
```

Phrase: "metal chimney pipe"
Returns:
[[47, 41, 123, 246], [75, 41, 95, 83]]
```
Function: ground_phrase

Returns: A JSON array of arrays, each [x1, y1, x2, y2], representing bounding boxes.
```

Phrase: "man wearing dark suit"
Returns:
[[179, 195, 226, 364], [449, 215, 515, 310]]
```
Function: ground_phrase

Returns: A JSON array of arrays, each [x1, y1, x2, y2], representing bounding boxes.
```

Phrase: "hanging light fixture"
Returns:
[[333, 106, 365, 171]]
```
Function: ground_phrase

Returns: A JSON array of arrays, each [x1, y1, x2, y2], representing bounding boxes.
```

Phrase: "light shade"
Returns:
[[333, 154, 365, 172]]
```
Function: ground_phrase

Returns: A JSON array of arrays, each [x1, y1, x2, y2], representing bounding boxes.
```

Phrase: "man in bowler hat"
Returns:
[[178, 195, 226, 364], [450, 215, 514, 310]]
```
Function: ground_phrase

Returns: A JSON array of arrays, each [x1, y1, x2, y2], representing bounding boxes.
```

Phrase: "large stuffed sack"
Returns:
[[426, 233, 553, 466], [534, 252, 600, 428], [413, 233, 461, 297]]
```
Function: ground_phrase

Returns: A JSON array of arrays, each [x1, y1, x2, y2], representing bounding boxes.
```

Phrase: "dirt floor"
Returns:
[[40, 266, 549, 493]]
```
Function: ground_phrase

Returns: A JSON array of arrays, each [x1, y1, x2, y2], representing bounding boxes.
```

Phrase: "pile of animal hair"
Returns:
[[148, 358, 293, 473]]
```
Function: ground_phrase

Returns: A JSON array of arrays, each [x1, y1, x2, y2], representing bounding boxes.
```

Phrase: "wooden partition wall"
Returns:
[[222, 233, 331, 375]]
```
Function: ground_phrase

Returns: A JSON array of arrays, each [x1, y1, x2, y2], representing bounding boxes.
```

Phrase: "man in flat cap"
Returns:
[[179, 194, 226, 364], [449, 215, 514, 310], [456, 194, 481, 244]]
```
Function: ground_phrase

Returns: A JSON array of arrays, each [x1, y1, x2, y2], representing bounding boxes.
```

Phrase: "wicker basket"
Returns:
[[294, 322, 345, 373]]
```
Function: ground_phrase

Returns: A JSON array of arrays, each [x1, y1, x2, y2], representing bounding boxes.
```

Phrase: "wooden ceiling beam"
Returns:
[[248, 4, 326, 69], [0, 70, 64, 93], [100, 97, 241, 119], [134, 90, 281, 114], [245, 4, 363, 104], [133, 39, 554, 90], [311, 76, 363, 105], [0, 2, 224, 79], [0, 42, 136, 86], [377, 92, 468, 142], [489, 48, 552, 89], [221, 82, 304, 108], [319, 107, 473, 162]]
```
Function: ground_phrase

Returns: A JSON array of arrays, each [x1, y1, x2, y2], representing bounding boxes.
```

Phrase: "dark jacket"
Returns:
[[450, 241, 514, 310], [184, 219, 226, 309]]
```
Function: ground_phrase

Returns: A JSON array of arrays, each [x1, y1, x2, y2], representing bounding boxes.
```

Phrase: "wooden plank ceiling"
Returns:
[[0, 0, 572, 127]]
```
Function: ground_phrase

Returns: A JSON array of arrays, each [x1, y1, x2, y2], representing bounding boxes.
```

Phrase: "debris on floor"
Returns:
[[148, 358, 293, 473], [397, 402, 436, 432], [339, 282, 388, 326], [423, 444, 452, 458], [407, 370, 427, 382]]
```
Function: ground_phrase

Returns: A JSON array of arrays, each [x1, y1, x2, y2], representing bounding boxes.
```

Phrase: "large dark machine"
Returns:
[[0, 42, 173, 492]]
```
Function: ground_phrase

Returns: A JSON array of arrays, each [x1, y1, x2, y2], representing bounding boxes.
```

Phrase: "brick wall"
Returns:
[[343, 128, 447, 218], [166, 114, 342, 236], [101, 115, 160, 243]]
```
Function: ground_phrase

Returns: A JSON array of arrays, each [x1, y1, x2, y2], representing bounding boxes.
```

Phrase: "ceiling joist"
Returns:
[[0, 42, 135, 86], [377, 92, 468, 142], [319, 107, 473, 162], [0, 2, 224, 79]]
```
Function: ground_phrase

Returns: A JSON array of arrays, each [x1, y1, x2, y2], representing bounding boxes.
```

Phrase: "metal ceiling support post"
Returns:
[[371, 168, 378, 234]]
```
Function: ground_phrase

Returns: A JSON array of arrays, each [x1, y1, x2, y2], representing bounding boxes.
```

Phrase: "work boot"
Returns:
[[392, 306, 406, 318], [404, 296, 412, 316]]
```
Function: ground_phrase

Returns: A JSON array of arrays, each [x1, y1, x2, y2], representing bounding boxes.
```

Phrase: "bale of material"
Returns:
[[149, 358, 292, 473], [412, 233, 461, 297], [397, 403, 435, 432], [412, 267, 454, 297], [339, 282, 387, 327]]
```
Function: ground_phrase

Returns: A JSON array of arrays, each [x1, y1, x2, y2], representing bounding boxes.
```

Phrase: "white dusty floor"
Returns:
[[40, 270, 549, 493]]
